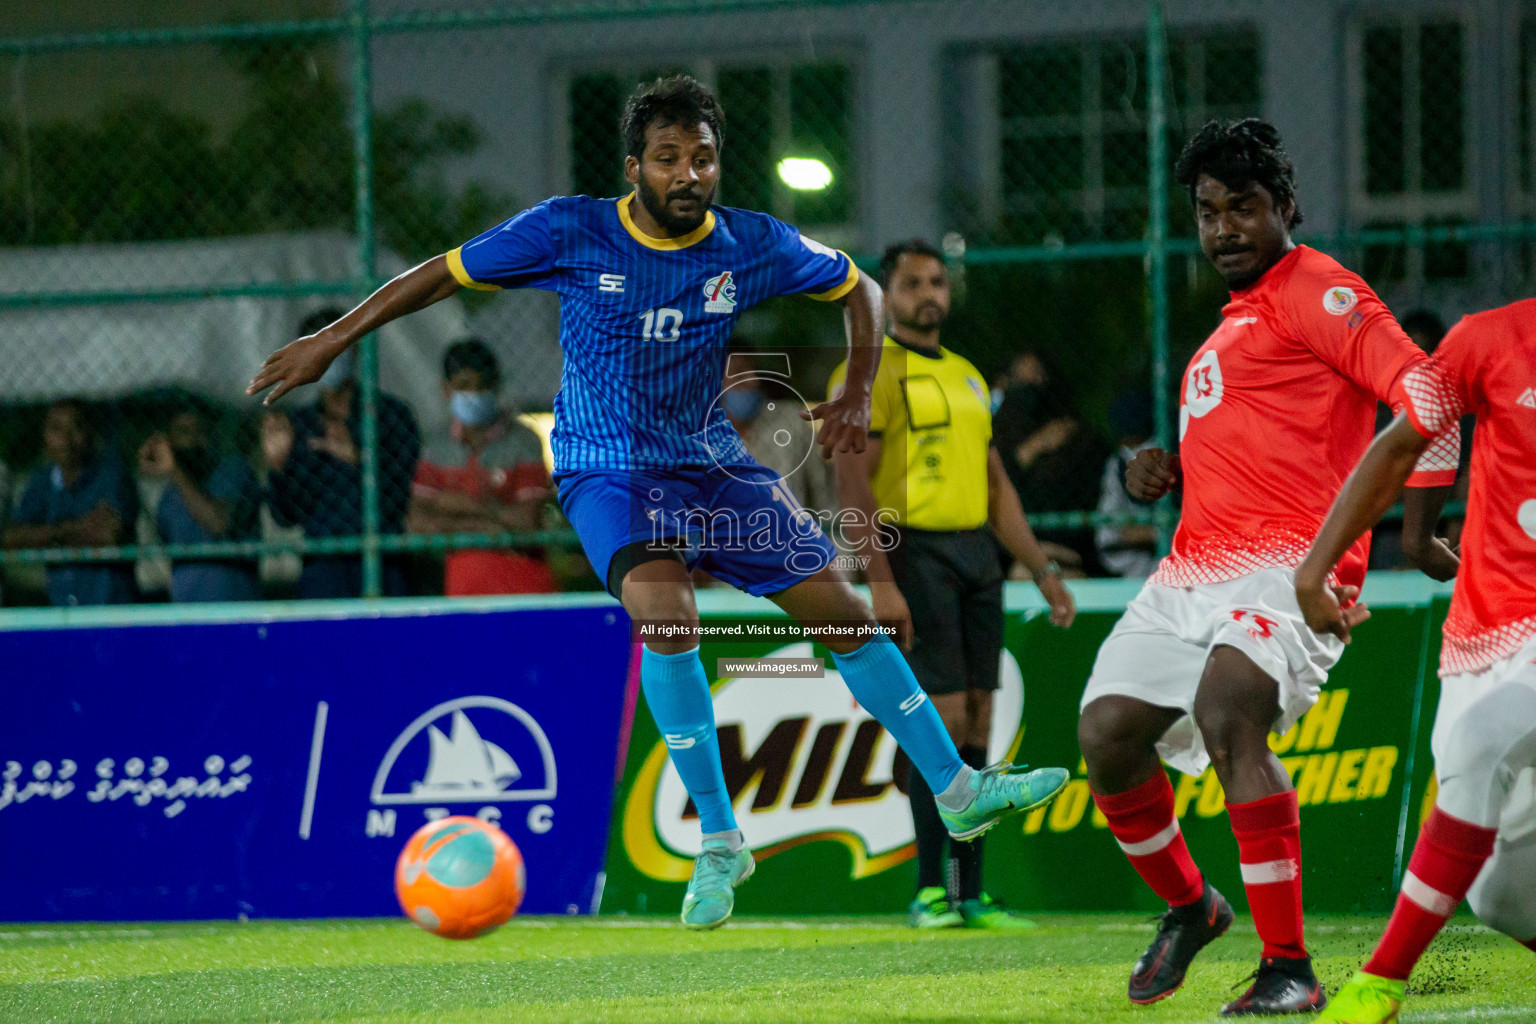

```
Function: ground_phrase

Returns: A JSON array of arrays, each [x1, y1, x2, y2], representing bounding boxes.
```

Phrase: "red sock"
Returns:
[[1228, 790, 1307, 960], [1364, 808, 1498, 980], [1093, 773, 1205, 907]]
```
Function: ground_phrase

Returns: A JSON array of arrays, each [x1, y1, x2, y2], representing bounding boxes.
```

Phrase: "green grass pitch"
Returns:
[[2, 913, 1531, 1023]]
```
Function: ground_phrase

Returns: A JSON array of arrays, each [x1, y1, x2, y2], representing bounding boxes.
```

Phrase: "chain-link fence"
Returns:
[[0, 0, 1521, 604]]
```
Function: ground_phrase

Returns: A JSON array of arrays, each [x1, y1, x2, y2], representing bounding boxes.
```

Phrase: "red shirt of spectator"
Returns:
[[413, 416, 556, 595]]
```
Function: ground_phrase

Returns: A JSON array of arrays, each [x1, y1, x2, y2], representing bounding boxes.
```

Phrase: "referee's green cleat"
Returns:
[[908, 886, 963, 929], [1317, 971, 1404, 1023], [938, 763, 1070, 841], [958, 892, 1038, 930], [680, 839, 755, 931]]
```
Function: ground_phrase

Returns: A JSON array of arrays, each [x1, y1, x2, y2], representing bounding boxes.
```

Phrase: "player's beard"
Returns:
[[1216, 263, 1265, 291], [636, 176, 714, 236], [893, 301, 947, 333], [1209, 244, 1269, 291]]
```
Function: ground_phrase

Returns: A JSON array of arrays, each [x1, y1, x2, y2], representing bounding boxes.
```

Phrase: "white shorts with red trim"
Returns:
[[1433, 638, 1536, 840], [1080, 568, 1344, 776]]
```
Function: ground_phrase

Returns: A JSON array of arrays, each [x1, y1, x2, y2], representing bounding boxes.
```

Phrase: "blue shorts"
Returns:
[[555, 460, 837, 599]]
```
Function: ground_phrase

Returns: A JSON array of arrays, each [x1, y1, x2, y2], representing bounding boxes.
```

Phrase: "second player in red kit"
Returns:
[[1076, 120, 1451, 1016], [1295, 299, 1536, 1023]]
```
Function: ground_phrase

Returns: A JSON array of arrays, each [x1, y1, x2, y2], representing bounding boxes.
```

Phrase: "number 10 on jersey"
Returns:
[[639, 308, 684, 342]]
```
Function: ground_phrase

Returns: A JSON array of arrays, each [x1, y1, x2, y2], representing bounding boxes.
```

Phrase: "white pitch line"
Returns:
[[0, 928, 153, 940], [1404, 1008, 1536, 1022], [298, 700, 329, 840]]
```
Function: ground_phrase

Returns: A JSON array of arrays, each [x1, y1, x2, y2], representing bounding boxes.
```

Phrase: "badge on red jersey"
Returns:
[[1322, 286, 1358, 316]]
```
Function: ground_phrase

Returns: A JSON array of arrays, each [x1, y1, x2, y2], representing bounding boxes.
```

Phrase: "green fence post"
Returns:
[[1146, 0, 1174, 555], [350, 0, 383, 598]]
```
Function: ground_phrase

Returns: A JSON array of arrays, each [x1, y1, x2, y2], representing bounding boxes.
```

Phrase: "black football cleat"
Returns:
[[1127, 882, 1236, 1005], [1220, 955, 1328, 1016]]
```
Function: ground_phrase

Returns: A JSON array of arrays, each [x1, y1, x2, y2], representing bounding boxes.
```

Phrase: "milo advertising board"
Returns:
[[602, 577, 1453, 916]]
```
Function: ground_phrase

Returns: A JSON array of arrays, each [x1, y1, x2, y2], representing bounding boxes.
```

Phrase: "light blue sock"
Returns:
[[640, 645, 738, 836], [832, 635, 967, 794]]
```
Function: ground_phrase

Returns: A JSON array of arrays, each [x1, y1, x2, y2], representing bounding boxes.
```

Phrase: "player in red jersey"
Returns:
[[1294, 299, 1536, 1023], [1076, 119, 1454, 1016]]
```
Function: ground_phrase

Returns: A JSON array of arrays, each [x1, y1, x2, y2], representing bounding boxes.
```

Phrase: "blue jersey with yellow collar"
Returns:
[[448, 193, 858, 474]]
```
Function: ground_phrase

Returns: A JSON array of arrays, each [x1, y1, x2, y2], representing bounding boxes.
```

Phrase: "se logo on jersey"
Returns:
[[1323, 286, 1358, 316], [703, 271, 738, 314]]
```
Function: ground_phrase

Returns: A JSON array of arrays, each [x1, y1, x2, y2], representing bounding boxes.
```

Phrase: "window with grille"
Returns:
[[565, 60, 854, 227], [1351, 15, 1471, 282], [989, 30, 1261, 246]]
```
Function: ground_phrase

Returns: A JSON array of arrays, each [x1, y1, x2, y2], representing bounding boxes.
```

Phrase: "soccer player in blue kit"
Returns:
[[249, 76, 1068, 929]]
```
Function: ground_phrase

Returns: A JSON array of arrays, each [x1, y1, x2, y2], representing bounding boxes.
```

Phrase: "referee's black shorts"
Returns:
[[887, 525, 1004, 696]]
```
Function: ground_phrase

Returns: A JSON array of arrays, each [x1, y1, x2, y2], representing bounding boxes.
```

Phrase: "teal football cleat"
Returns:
[[958, 891, 1038, 930], [908, 886, 963, 929], [937, 763, 1070, 841], [680, 839, 755, 931]]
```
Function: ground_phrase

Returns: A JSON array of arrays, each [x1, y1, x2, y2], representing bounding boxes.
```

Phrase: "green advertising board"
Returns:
[[601, 574, 1454, 917]]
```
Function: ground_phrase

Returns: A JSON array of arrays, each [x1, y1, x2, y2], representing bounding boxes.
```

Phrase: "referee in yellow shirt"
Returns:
[[828, 239, 1076, 929]]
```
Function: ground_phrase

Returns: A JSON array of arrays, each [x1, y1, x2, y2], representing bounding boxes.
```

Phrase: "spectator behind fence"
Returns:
[[3, 399, 137, 605], [1095, 389, 1160, 579], [139, 402, 262, 602], [991, 351, 1107, 576], [263, 309, 422, 598], [408, 339, 556, 595]]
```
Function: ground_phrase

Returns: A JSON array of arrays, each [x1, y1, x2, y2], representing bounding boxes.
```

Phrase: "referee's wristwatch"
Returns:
[[1030, 560, 1063, 585]]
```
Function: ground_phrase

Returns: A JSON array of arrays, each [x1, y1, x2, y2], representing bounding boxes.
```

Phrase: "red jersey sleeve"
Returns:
[[1399, 317, 1480, 487], [1404, 414, 1461, 488], [1280, 255, 1425, 409]]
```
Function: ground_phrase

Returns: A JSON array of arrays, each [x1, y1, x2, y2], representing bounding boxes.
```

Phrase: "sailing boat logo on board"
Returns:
[[371, 697, 558, 806]]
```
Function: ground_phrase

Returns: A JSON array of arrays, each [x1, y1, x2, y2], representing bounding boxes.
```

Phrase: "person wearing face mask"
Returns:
[[408, 339, 555, 595], [139, 401, 262, 602], [991, 349, 1107, 577], [263, 308, 422, 598]]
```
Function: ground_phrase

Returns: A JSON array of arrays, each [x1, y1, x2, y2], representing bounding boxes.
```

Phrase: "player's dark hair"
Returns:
[[443, 337, 501, 387], [621, 75, 725, 160], [299, 307, 346, 338], [1175, 118, 1303, 228], [878, 239, 946, 288]]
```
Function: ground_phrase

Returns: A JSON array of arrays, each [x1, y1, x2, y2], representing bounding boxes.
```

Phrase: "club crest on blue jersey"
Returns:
[[703, 271, 738, 313]]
